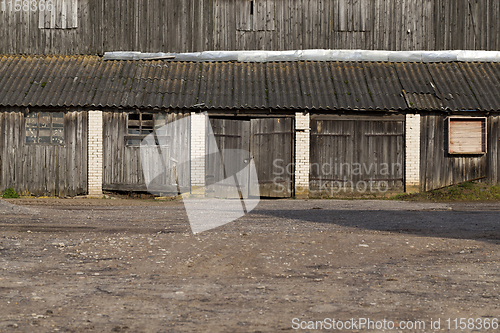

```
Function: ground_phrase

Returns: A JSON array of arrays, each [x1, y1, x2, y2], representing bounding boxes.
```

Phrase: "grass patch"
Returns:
[[390, 182, 500, 202], [2, 187, 20, 199]]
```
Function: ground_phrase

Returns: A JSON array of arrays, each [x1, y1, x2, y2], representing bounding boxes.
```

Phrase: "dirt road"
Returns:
[[1, 198, 500, 332]]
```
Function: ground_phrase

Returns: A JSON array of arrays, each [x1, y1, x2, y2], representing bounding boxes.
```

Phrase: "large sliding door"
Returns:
[[310, 116, 404, 197]]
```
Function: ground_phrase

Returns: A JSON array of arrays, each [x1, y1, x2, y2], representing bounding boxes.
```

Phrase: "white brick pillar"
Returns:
[[190, 112, 207, 196], [295, 112, 310, 198], [405, 113, 421, 193], [88, 111, 103, 197]]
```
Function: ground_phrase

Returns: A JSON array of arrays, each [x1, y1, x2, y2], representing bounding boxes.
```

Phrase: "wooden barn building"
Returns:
[[0, 54, 500, 198], [1, 0, 500, 197]]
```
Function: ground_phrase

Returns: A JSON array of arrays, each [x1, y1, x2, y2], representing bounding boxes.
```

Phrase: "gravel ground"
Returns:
[[0, 198, 500, 332]]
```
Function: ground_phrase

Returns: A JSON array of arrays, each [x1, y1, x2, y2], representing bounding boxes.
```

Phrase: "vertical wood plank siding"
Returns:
[[0, 109, 88, 196], [488, 115, 500, 185], [419, 113, 497, 191], [1, 0, 499, 55]]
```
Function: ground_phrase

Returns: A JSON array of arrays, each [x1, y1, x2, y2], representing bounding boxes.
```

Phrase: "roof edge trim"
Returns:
[[103, 50, 500, 63]]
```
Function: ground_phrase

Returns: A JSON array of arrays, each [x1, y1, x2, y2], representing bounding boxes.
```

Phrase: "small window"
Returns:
[[126, 112, 154, 146], [25, 112, 64, 145], [448, 117, 487, 154], [236, 0, 275, 31]]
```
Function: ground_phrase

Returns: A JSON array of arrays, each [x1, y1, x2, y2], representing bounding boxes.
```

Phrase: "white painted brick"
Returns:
[[295, 112, 310, 195], [405, 114, 421, 189], [88, 111, 103, 196], [190, 112, 207, 188]]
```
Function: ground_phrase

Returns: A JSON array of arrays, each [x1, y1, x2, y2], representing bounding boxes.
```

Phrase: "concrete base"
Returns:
[[295, 188, 309, 199], [86, 195, 105, 199], [190, 186, 206, 198], [405, 185, 420, 194]]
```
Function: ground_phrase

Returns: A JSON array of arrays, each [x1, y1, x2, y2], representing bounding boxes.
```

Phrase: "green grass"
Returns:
[[389, 182, 500, 202], [2, 187, 20, 199]]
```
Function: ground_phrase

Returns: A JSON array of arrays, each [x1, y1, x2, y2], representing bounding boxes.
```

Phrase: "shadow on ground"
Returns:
[[249, 201, 500, 241]]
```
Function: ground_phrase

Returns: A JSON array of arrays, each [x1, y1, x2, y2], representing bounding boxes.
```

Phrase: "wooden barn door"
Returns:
[[207, 117, 293, 198], [310, 118, 355, 189], [360, 120, 404, 191], [310, 116, 404, 196], [251, 118, 294, 198], [206, 118, 251, 198]]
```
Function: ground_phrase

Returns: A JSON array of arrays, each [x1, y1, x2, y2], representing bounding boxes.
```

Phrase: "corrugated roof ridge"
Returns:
[[6, 54, 500, 64], [0, 54, 100, 61]]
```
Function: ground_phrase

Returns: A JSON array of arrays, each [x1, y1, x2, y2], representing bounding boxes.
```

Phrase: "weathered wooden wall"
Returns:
[[420, 113, 494, 191], [0, 0, 89, 54], [487, 114, 500, 185], [102, 110, 190, 193], [1, 0, 499, 55], [0, 108, 87, 196], [310, 114, 405, 197]]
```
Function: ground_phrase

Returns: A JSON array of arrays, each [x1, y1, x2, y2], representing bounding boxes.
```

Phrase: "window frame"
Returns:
[[25, 111, 65, 146], [447, 116, 487, 155], [125, 111, 156, 147]]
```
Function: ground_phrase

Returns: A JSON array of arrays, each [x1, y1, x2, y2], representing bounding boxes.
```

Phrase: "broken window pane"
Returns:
[[128, 113, 141, 136], [52, 113, 64, 144], [39, 112, 51, 128], [141, 114, 154, 135], [52, 130, 64, 144], [25, 113, 39, 143]]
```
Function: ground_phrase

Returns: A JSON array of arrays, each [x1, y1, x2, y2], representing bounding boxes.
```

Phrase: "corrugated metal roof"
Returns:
[[267, 62, 304, 109], [458, 62, 500, 111], [427, 62, 481, 111], [362, 62, 407, 110], [1, 55, 500, 111], [0, 56, 201, 109], [198, 62, 268, 109], [395, 62, 444, 110]]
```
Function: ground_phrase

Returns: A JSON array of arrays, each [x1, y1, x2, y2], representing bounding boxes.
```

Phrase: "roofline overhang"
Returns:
[[103, 49, 500, 63]]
